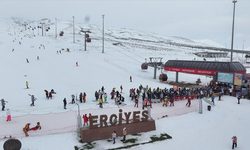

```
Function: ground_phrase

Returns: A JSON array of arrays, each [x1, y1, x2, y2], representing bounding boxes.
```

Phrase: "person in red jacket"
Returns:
[[134, 98, 138, 108], [30, 122, 41, 131], [231, 136, 237, 149], [186, 96, 191, 107], [170, 98, 174, 106], [83, 114, 89, 126]]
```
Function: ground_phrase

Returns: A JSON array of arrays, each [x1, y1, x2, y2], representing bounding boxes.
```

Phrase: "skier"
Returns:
[[6, 109, 11, 121], [48, 92, 52, 99], [110, 91, 114, 100], [30, 95, 36, 106], [130, 76, 132, 82], [101, 86, 105, 92], [71, 94, 75, 104], [83, 92, 86, 103], [23, 123, 30, 137], [162, 98, 167, 107], [104, 93, 107, 102], [186, 96, 191, 107], [26, 58, 29, 63], [237, 95, 241, 104], [83, 114, 89, 126], [95, 91, 99, 101], [63, 98, 67, 109], [218, 92, 222, 101], [120, 85, 123, 93], [44, 90, 49, 99], [26, 81, 29, 88], [30, 122, 41, 131], [211, 95, 215, 105], [134, 98, 138, 108], [79, 92, 83, 103], [170, 98, 174, 107], [231, 136, 237, 149], [99, 98, 103, 108], [1, 99, 7, 111]]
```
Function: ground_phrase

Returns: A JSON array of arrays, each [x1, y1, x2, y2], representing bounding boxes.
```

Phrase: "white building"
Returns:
[[194, 52, 228, 58]]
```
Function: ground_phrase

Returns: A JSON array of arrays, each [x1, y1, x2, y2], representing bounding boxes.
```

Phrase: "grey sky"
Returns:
[[1, 0, 249, 49]]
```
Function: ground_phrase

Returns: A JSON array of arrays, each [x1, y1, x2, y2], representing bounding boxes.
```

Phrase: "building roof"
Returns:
[[194, 52, 228, 54], [164, 60, 246, 72]]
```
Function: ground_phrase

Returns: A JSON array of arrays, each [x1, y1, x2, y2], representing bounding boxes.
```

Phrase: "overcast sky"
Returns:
[[1, 0, 250, 49]]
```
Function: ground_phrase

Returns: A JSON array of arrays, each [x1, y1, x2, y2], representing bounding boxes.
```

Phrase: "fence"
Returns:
[[0, 100, 198, 140]]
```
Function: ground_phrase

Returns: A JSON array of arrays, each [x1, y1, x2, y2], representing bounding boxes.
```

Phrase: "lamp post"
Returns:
[[55, 18, 57, 38], [76, 103, 82, 137], [230, 0, 237, 62], [73, 16, 75, 43], [102, 15, 105, 53], [242, 40, 245, 63]]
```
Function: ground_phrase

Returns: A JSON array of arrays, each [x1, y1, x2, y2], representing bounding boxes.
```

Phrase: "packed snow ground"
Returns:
[[0, 18, 249, 150]]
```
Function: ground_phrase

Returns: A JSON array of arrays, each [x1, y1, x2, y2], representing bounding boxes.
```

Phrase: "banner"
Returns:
[[217, 72, 234, 84], [234, 73, 242, 85], [245, 73, 250, 83]]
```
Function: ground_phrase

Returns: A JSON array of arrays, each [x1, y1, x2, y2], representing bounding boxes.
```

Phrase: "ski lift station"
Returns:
[[142, 59, 246, 83]]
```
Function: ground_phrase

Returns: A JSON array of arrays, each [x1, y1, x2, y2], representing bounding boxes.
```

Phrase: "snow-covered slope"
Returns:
[[0, 18, 249, 150]]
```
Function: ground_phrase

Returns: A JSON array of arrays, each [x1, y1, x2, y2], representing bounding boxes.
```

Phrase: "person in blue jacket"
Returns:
[[211, 95, 215, 105]]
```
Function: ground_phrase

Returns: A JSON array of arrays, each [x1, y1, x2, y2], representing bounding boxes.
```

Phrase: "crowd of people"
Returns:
[[1, 79, 246, 139], [62, 92, 87, 109]]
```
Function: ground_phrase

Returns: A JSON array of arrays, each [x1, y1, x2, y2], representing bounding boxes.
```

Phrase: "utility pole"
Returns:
[[102, 15, 105, 53], [75, 103, 82, 137], [80, 28, 91, 51], [230, 0, 237, 62], [23, 22, 28, 30], [55, 18, 57, 38], [242, 40, 245, 64], [73, 16, 75, 43], [40, 22, 45, 36], [37, 23, 39, 35], [147, 57, 163, 79]]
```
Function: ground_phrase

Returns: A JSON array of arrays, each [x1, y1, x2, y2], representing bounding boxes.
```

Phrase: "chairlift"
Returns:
[[59, 31, 64, 36], [85, 34, 89, 38], [87, 38, 91, 43], [141, 63, 148, 70], [159, 73, 168, 82]]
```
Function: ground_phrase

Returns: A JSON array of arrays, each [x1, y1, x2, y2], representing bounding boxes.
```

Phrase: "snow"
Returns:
[[0, 18, 250, 150]]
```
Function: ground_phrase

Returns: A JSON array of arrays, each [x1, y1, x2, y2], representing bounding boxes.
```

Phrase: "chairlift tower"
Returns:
[[147, 57, 163, 79], [80, 28, 91, 51]]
